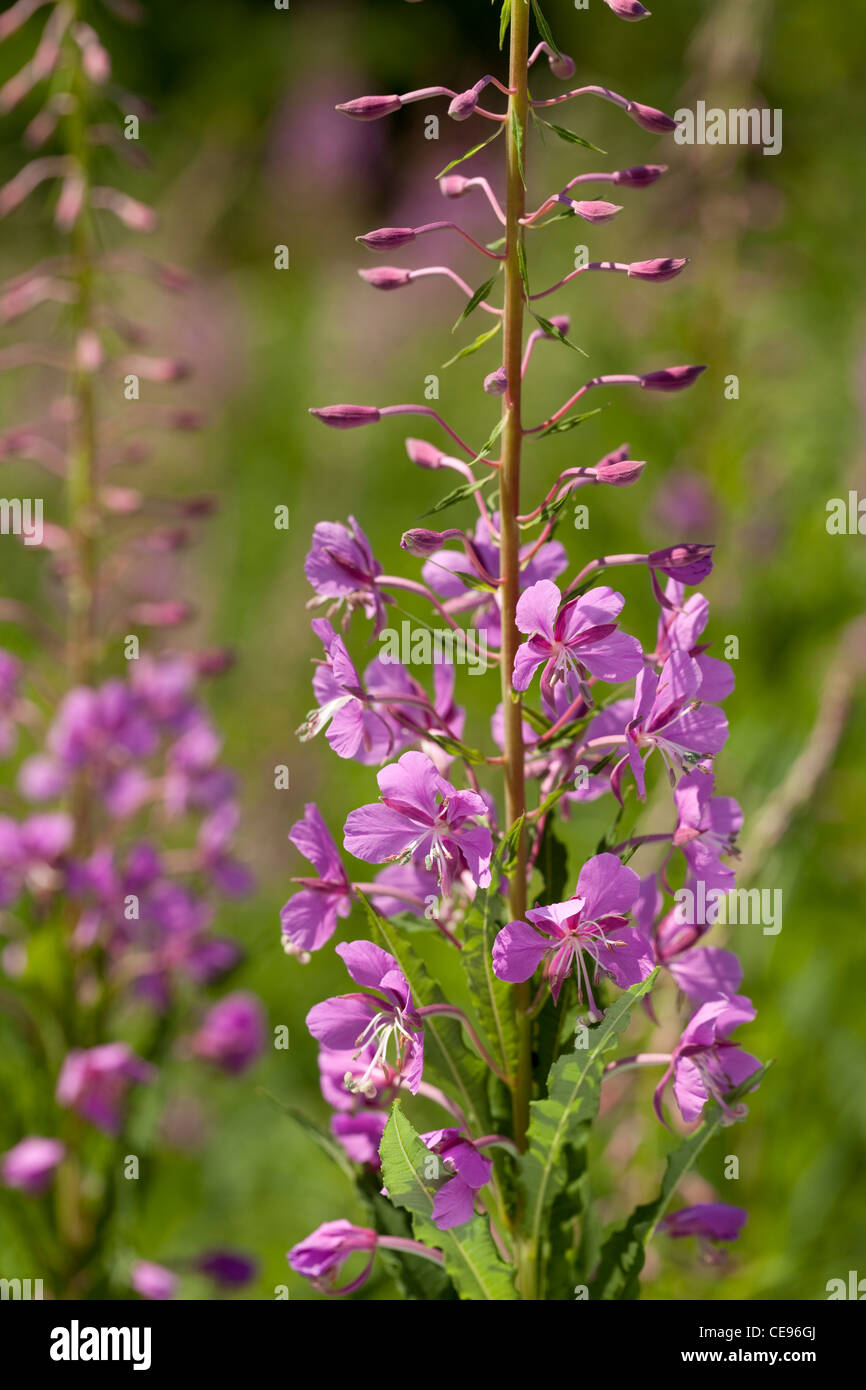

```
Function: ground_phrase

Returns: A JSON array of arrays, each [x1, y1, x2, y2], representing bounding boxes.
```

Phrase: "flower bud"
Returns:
[[357, 226, 416, 251], [438, 175, 471, 198], [336, 95, 402, 121], [358, 266, 413, 290], [627, 257, 689, 282], [649, 543, 715, 583], [309, 404, 382, 429], [612, 164, 668, 187], [448, 87, 481, 121], [405, 438, 445, 468], [604, 0, 651, 19], [549, 51, 576, 80], [571, 199, 622, 224], [401, 528, 448, 556], [627, 101, 679, 134], [640, 364, 707, 391], [484, 367, 507, 396], [595, 458, 646, 486]]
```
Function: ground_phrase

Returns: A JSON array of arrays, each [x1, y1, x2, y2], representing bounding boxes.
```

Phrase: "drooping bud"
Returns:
[[358, 266, 413, 291], [612, 164, 668, 187], [448, 85, 482, 121], [336, 95, 402, 121], [570, 199, 622, 224], [649, 543, 715, 583], [405, 438, 445, 468], [548, 51, 576, 80], [357, 226, 416, 251], [604, 0, 651, 20], [400, 528, 449, 556], [627, 257, 689, 282], [483, 367, 507, 396], [309, 404, 382, 429], [640, 364, 707, 391], [626, 101, 679, 134], [438, 175, 471, 198]]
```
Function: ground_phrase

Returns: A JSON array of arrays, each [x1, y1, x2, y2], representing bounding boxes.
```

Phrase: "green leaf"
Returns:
[[419, 728, 488, 765], [435, 123, 504, 181], [496, 813, 525, 875], [510, 107, 526, 189], [520, 972, 659, 1261], [453, 274, 498, 331], [499, 0, 512, 51], [422, 474, 489, 518], [529, 310, 588, 358], [462, 886, 520, 1083], [474, 413, 506, 464], [357, 893, 491, 1133], [442, 321, 501, 369], [516, 239, 530, 298], [534, 813, 569, 905], [379, 1102, 517, 1300], [537, 405, 604, 437], [530, 0, 562, 58], [536, 118, 606, 155], [589, 1063, 773, 1300]]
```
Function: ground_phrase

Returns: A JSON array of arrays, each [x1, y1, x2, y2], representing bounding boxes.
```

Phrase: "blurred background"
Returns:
[[1, 0, 864, 1299]]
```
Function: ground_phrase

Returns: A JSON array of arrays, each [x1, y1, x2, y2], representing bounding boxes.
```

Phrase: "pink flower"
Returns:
[[512, 580, 643, 707], [281, 804, 353, 958], [56, 1043, 155, 1135], [343, 751, 492, 895], [492, 852, 653, 1011], [304, 516, 389, 634], [614, 652, 728, 800], [1, 1136, 65, 1193], [655, 994, 761, 1124], [288, 1220, 378, 1294]]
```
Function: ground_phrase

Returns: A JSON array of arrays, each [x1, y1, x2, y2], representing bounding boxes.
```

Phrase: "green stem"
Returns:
[[500, 0, 536, 1301]]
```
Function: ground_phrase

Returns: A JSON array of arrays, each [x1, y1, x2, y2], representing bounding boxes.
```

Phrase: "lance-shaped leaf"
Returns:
[[453, 273, 499, 331], [520, 971, 659, 1257], [442, 321, 501, 369], [588, 1062, 772, 1300], [462, 885, 519, 1083], [435, 123, 504, 181], [379, 1102, 517, 1300], [536, 117, 606, 155], [421, 473, 489, 518], [358, 893, 491, 1134], [537, 405, 604, 437]]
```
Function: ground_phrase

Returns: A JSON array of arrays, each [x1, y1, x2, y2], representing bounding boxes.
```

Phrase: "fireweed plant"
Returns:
[[284, 2, 772, 1301], [0, 1, 264, 1299]]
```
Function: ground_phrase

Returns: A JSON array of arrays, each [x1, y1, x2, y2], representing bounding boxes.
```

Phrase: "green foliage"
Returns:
[[379, 1103, 517, 1299]]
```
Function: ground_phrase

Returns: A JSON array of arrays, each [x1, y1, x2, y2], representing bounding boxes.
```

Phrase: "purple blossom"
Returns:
[[512, 581, 643, 707], [307, 940, 425, 1094], [635, 873, 744, 1003], [658, 1202, 747, 1243], [281, 803, 353, 959], [655, 994, 761, 1124], [190, 992, 266, 1074], [195, 1249, 257, 1289], [304, 516, 389, 634], [672, 770, 742, 891], [288, 1220, 378, 1294], [656, 577, 734, 702], [614, 652, 728, 800], [1, 1136, 65, 1193], [422, 1128, 493, 1229], [56, 1043, 156, 1135], [343, 750, 492, 895], [493, 852, 653, 1011], [332, 1111, 388, 1166], [299, 618, 394, 763]]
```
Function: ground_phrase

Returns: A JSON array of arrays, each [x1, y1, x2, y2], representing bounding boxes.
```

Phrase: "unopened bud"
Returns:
[[612, 164, 668, 187], [627, 101, 679, 134], [405, 438, 445, 469], [336, 95, 402, 121], [358, 266, 413, 290], [483, 367, 507, 396], [627, 257, 689, 282], [309, 404, 382, 429], [357, 226, 416, 251], [640, 364, 706, 391], [448, 86, 481, 121], [401, 528, 447, 556], [604, 0, 651, 20], [595, 458, 646, 486], [438, 175, 470, 198], [649, 543, 715, 583], [548, 51, 576, 80], [570, 199, 622, 224]]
